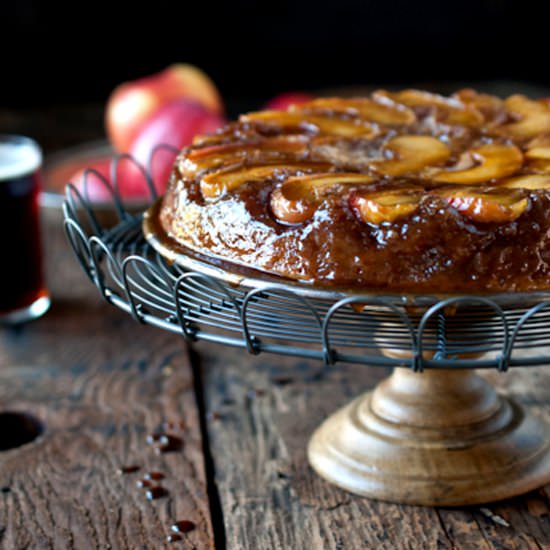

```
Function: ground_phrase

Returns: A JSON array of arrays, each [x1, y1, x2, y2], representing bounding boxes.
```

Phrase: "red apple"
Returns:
[[106, 63, 224, 153], [129, 98, 225, 186], [264, 92, 315, 111]]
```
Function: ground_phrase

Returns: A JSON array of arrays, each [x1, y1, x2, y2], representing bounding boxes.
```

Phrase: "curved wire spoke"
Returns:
[[321, 296, 417, 368]]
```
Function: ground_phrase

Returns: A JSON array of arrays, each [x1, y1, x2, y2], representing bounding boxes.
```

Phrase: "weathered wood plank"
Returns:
[[200, 342, 550, 549], [0, 224, 214, 549]]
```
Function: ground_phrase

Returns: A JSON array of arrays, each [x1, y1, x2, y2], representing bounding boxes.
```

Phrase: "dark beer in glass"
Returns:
[[0, 135, 50, 323]]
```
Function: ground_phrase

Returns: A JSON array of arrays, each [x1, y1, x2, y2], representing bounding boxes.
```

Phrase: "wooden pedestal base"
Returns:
[[308, 369, 550, 506]]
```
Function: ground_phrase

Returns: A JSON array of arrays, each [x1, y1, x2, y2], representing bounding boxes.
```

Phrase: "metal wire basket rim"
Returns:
[[142, 201, 550, 309]]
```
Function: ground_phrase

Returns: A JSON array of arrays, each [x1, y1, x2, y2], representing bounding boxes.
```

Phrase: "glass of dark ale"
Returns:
[[0, 135, 50, 323]]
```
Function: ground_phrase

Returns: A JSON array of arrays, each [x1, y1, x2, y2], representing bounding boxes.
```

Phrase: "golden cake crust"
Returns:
[[157, 89, 550, 292]]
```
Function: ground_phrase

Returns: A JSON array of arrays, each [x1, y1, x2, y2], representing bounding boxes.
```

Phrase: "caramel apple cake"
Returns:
[[153, 89, 550, 292]]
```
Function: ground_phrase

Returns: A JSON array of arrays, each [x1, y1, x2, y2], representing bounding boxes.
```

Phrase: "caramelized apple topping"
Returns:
[[501, 174, 550, 190], [350, 188, 422, 224], [270, 187, 316, 225], [434, 187, 528, 223], [431, 143, 523, 184], [188, 136, 309, 161], [200, 162, 331, 199], [374, 89, 484, 126], [371, 135, 450, 176], [301, 97, 416, 125], [495, 95, 550, 139], [240, 110, 378, 137], [281, 173, 375, 201], [452, 89, 504, 118], [181, 89, 550, 228], [270, 173, 375, 224], [525, 134, 550, 160], [527, 158, 550, 173], [181, 137, 310, 176]]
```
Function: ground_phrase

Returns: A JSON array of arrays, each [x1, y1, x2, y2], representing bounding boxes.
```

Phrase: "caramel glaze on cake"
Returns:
[[158, 89, 550, 292]]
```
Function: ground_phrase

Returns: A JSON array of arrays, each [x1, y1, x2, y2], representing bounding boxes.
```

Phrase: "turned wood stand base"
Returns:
[[308, 369, 550, 506]]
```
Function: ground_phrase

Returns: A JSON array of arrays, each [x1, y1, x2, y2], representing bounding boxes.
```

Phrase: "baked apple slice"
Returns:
[[495, 95, 550, 139], [501, 174, 550, 190], [452, 89, 504, 118], [188, 136, 308, 161], [431, 143, 523, 184], [200, 162, 330, 199], [526, 148, 550, 161], [434, 187, 528, 223], [372, 135, 450, 176], [302, 97, 416, 125], [527, 159, 550, 173], [524, 135, 550, 172], [182, 136, 310, 176], [240, 110, 378, 137], [349, 188, 422, 225], [271, 173, 375, 224], [373, 89, 484, 126], [525, 134, 550, 160]]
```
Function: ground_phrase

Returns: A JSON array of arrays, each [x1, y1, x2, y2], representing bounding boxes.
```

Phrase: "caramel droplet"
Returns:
[[171, 520, 196, 533], [146, 486, 168, 500], [153, 435, 183, 454], [117, 465, 140, 475], [144, 471, 165, 481]]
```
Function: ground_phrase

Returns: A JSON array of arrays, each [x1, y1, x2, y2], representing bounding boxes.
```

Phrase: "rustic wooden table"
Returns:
[[1, 105, 550, 549]]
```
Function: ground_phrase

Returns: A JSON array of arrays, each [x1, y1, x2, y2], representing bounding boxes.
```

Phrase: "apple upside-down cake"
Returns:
[[153, 89, 550, 292]]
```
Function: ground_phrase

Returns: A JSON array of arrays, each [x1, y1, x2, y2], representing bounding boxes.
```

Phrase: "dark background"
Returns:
[[2, 0, 550, 114]]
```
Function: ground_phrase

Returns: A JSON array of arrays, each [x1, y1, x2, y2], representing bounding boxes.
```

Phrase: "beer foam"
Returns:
[[0, 139, 42, 181]]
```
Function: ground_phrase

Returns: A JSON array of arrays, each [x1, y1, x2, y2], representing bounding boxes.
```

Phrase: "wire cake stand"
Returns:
[[63, 158, 550, 506]]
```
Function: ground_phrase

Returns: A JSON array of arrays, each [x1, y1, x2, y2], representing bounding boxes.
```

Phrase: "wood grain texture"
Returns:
[[199, 342, 550, 549], [0, 223, 214, 549]]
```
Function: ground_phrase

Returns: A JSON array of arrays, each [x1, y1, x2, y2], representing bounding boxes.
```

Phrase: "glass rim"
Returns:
[[0, 134, 42, 180]]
